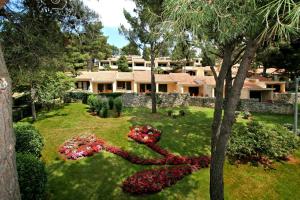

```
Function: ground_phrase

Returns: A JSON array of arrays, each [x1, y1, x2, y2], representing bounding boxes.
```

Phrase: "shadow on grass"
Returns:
[[47, 152, 207, 200], [126, 107, 212, 156], [21, 104, 70, 123], [46, 107, 212, 200]]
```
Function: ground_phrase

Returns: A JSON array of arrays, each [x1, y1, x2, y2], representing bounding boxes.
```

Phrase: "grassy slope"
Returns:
[[28, 103, 300, 200]]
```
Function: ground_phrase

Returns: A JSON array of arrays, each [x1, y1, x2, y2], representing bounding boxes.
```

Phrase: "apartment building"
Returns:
[[75, 70, 286, 101], [98, 55, 204, 76]]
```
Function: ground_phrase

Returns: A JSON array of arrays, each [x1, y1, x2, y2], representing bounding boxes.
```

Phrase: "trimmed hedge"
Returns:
[[16, 153, 47, 200], [14, 122, 44, 158]]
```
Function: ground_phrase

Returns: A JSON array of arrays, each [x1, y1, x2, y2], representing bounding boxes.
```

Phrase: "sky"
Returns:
[[84, 0, 136, 48]]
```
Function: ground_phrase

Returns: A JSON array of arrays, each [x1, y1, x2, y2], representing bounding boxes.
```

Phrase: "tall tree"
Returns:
[[256, 38, 300, 78], [120, 0, 165, 113], [111, 45, 120, 56], [0, 0, 21, 199], [121, 42, 141, 56], [117, 55, 131, 72], [164, 0, 300, 199]]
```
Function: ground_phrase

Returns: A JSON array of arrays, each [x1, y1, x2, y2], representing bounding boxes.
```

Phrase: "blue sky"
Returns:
[[84, 0, 136, 48], [102, 27, 128, 48]]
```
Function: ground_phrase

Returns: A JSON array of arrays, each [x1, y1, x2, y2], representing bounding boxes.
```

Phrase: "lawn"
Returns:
[[27, 103, 300, 200]]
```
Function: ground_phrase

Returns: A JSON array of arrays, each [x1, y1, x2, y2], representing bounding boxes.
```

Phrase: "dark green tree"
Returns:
[[117, 55, 131, 72], [121, 42, 141, 55], [120, 0, 165, 113], [164, 0, 300, 199], [256, 38, 300, 78]]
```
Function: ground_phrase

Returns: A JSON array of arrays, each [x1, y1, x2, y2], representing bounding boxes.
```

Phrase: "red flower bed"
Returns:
[[128, 125, 161, 144], [58, 126, 210, 195], [122, 165, 201, 194], [59, 135, 105, 160]]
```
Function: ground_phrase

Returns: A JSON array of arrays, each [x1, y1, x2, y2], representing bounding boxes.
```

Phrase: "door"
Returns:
[[189, 87, 199, 96]]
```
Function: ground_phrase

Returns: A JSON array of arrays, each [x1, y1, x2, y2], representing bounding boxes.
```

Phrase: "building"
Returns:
[[98, 55, 204, 76], [75, 70, 286, 101]]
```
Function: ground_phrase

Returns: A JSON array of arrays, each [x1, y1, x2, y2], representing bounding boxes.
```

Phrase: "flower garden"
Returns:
[[30, 103, 300, 200], [59, 125, 210, 194]]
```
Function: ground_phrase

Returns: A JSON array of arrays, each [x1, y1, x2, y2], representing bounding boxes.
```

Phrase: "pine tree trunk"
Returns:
[[0, 44, 21, 200], [210, 39, 258, 200], [30, 85, 37, 121], [150, 46, 157, 113], [87, 58, 93, 72]]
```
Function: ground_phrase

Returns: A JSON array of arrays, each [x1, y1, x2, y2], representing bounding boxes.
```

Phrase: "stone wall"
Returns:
[[121, 93, 189, 108], [121, 93, 294, 115], [273, 93, 300, 104]]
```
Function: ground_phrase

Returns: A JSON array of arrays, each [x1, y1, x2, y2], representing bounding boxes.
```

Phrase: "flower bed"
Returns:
[[58, 135, 104, 160], [128, 125, 161, 144], [122, 166, 197, 194], [58, 126, 210, 195]]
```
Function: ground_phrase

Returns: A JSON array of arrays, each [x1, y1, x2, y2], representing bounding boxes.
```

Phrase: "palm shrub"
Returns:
[[100, 98, 109, 118], [87, 95, 97, 112], [14, 123, 44, 158], [108, 97, 114, 110], [227, 121, 300, 162], [16, 153, 47, 200], [114, 97, 123, 117]]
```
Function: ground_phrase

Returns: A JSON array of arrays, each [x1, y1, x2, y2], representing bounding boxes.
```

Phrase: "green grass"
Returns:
[[26, 103, 300, 200]]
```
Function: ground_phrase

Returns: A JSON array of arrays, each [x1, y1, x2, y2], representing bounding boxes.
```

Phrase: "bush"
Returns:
[[179, 110, 186, 116], [94, 97, 103, 114], [114, 97, 123, 117], [227, 121, 300, 162], [14, 123, 44, 158], [100, 98, 109, 118], [167, 110, 173, 116], [108, 97, 114, 110], [16, 153, 47, 200], [242, 111, 252, 119], [87, 95, 97, 112], [66, 91, 91, 104]]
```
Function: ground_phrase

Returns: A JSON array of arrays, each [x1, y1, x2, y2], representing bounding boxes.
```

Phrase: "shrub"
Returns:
[[179, 110, 186, 116], [100, 98, 109, 118], [66, 91, 91, 104], [94, 97, 103, 114], [283, 123, 293, 131], [114, 97, 123, 117], [108, 97, 114, 110], [227, 121, 300, 162], [16, 153, 47, 200], [167, 110, 173, 116], [87, 95, 97, 112], [14, 123, 44, 158], [242, 111, 252, 119]]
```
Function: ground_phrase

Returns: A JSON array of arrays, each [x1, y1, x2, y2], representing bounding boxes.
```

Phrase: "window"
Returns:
[[98, 84, 104, 92], [159, 84, 168, 93], [140, 84, 151, 92], [126, 82, 131, 90], [117, 81, 131, 90], [98, 84, 112, 93], [106, 84, 112, 90]]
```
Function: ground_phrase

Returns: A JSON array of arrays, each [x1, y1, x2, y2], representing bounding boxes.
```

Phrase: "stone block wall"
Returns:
[[121, 93, 294, 115]]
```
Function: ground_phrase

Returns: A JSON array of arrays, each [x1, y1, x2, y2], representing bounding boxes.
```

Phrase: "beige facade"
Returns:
[[99, 56, 203, 74], [75, 70, 286, 101]]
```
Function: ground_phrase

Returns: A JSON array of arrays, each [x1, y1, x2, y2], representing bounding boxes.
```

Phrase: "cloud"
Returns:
[[83, 0, 136, 28]]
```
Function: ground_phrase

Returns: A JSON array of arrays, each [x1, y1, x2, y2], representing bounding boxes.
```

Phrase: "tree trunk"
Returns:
[[0, 45, 21, 200], [210, 39, 258, 200], [263, 66, 267, 77], [30, 85, 37, 121], [150, 45, 157, 113], [87, 58, 93, 72]]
